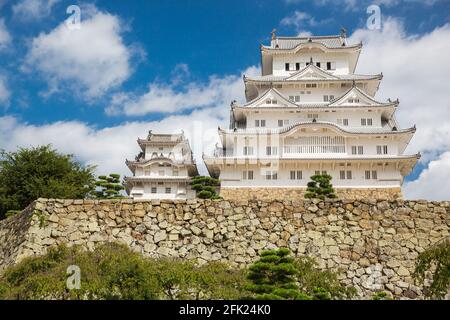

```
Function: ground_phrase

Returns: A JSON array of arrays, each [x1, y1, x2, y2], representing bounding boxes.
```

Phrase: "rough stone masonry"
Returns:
[[0, 198, 448, 299]]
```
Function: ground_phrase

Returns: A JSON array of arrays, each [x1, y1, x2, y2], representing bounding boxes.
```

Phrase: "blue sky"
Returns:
[[1, 0, 450, 199]]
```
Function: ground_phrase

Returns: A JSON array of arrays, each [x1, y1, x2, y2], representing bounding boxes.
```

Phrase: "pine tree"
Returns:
[[91, 174, 125, 199], [245, 248, 301, 300], [304, 174, 337, 200], [190, 176, 221, 199]]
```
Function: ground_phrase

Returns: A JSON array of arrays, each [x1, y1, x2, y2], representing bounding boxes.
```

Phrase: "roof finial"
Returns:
[[352, 80, 356, 87], [271, 28, 277, 40], [310, 57, 313, 64], [340, 27, 347, 38]]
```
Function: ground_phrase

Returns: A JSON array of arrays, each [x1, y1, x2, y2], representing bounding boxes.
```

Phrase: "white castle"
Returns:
[[125, 131, 198, 200], [203, 30, 419, 198]]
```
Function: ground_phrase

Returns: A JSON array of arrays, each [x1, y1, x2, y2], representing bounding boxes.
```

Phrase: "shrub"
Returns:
[[245, 248, 301, 300], [0, 243, 247, 300], [190, 176, 221, 200], [90, 174, 125, 199], [245, 249, 355, 300], [295, 256, 356, 299], [304, 174, 337, 200], [413, 237, 450, 299], [372, 291, 393, 300]]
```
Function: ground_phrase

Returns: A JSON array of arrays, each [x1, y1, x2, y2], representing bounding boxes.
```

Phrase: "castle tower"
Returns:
[[125, 131, 198, 199], [204, 32, 419, 200]]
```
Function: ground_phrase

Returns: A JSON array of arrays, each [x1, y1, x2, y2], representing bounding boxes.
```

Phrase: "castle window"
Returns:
[[361, 118, 367, 126], [165, 187, 171, 194], [151, 187, 157, 194], [365, 170, 371, 180], [377, 145, 388, 155], [307, 114, 319, 119], [290, 170, 303, 180], [243, 170, 254, 180], [296, 63, 300, 70], [243, 146, 254, 156], [278, 120, 283, 127], [290, 171, 296, 180], [358, 146, 364, 155], [285, 63, 289, 71], [372, 171, 378, 179], [266, 146, 278, 156], [340, 170, 346, 180], [316, 62, 321, 68], [347, 171, 353, 179], [367, 118, 373, 126]]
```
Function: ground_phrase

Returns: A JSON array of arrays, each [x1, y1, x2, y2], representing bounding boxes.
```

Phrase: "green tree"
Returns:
[[0, 243, 248, 300], [304, 174, 337, 200], [190, 176, 221, 199], [295, 256, 356, 300], [245, 248, 300, 300], [0, 146, 95, 220], [413, 238, 450, 300], [91, 174, 125, 199]]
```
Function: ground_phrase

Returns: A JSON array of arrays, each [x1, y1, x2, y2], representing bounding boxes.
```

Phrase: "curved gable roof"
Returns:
[[239, 87, 298, 108], [329, 85, 398, 107], [285, 64, 339, 81]]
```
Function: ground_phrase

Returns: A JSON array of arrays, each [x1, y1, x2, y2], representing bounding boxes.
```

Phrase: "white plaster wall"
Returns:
[[219, 163, 402, 188], [244, 109, 384, 129], [272, 52, 350, 76]]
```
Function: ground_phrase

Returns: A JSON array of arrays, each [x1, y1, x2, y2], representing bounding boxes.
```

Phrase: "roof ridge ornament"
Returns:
[[271, 29, 277, 40]]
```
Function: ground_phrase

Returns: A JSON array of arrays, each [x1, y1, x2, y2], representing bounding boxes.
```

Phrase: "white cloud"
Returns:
[[24, 7, 134, 100], [0, 109, 225, 177], [403, 152, 450, 200], [349, 19, 450, 160], [0, 75, 10, 105], [0, 66, 259, 177], [107, 66, 260, 116], [280, 11, 333, 35], [284, 0, 441, 10], [13, 0, 60, 21], [347, 18, 450, 199], [0, 18, 11, 50]]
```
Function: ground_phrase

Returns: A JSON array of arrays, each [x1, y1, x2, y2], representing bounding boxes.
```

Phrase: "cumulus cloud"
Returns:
[[349, 19, 450, 160], [283, 0, 441, 10], [0, 75, 10, 105], [106, 66, 259, 116], [0, 66, 259, 176], [0, 110, 224, 177], [281, 11, 333, 32], [0, 18, 11, 50], [347, 18, 450, 199], [24, 7, 134, 100], [403, 152, 450, 200], [13, 0, 60, 21]]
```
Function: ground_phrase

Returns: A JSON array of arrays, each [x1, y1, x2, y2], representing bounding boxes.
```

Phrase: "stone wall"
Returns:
[[0, 197, 448, 299], [220, 187, 403, 201]]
